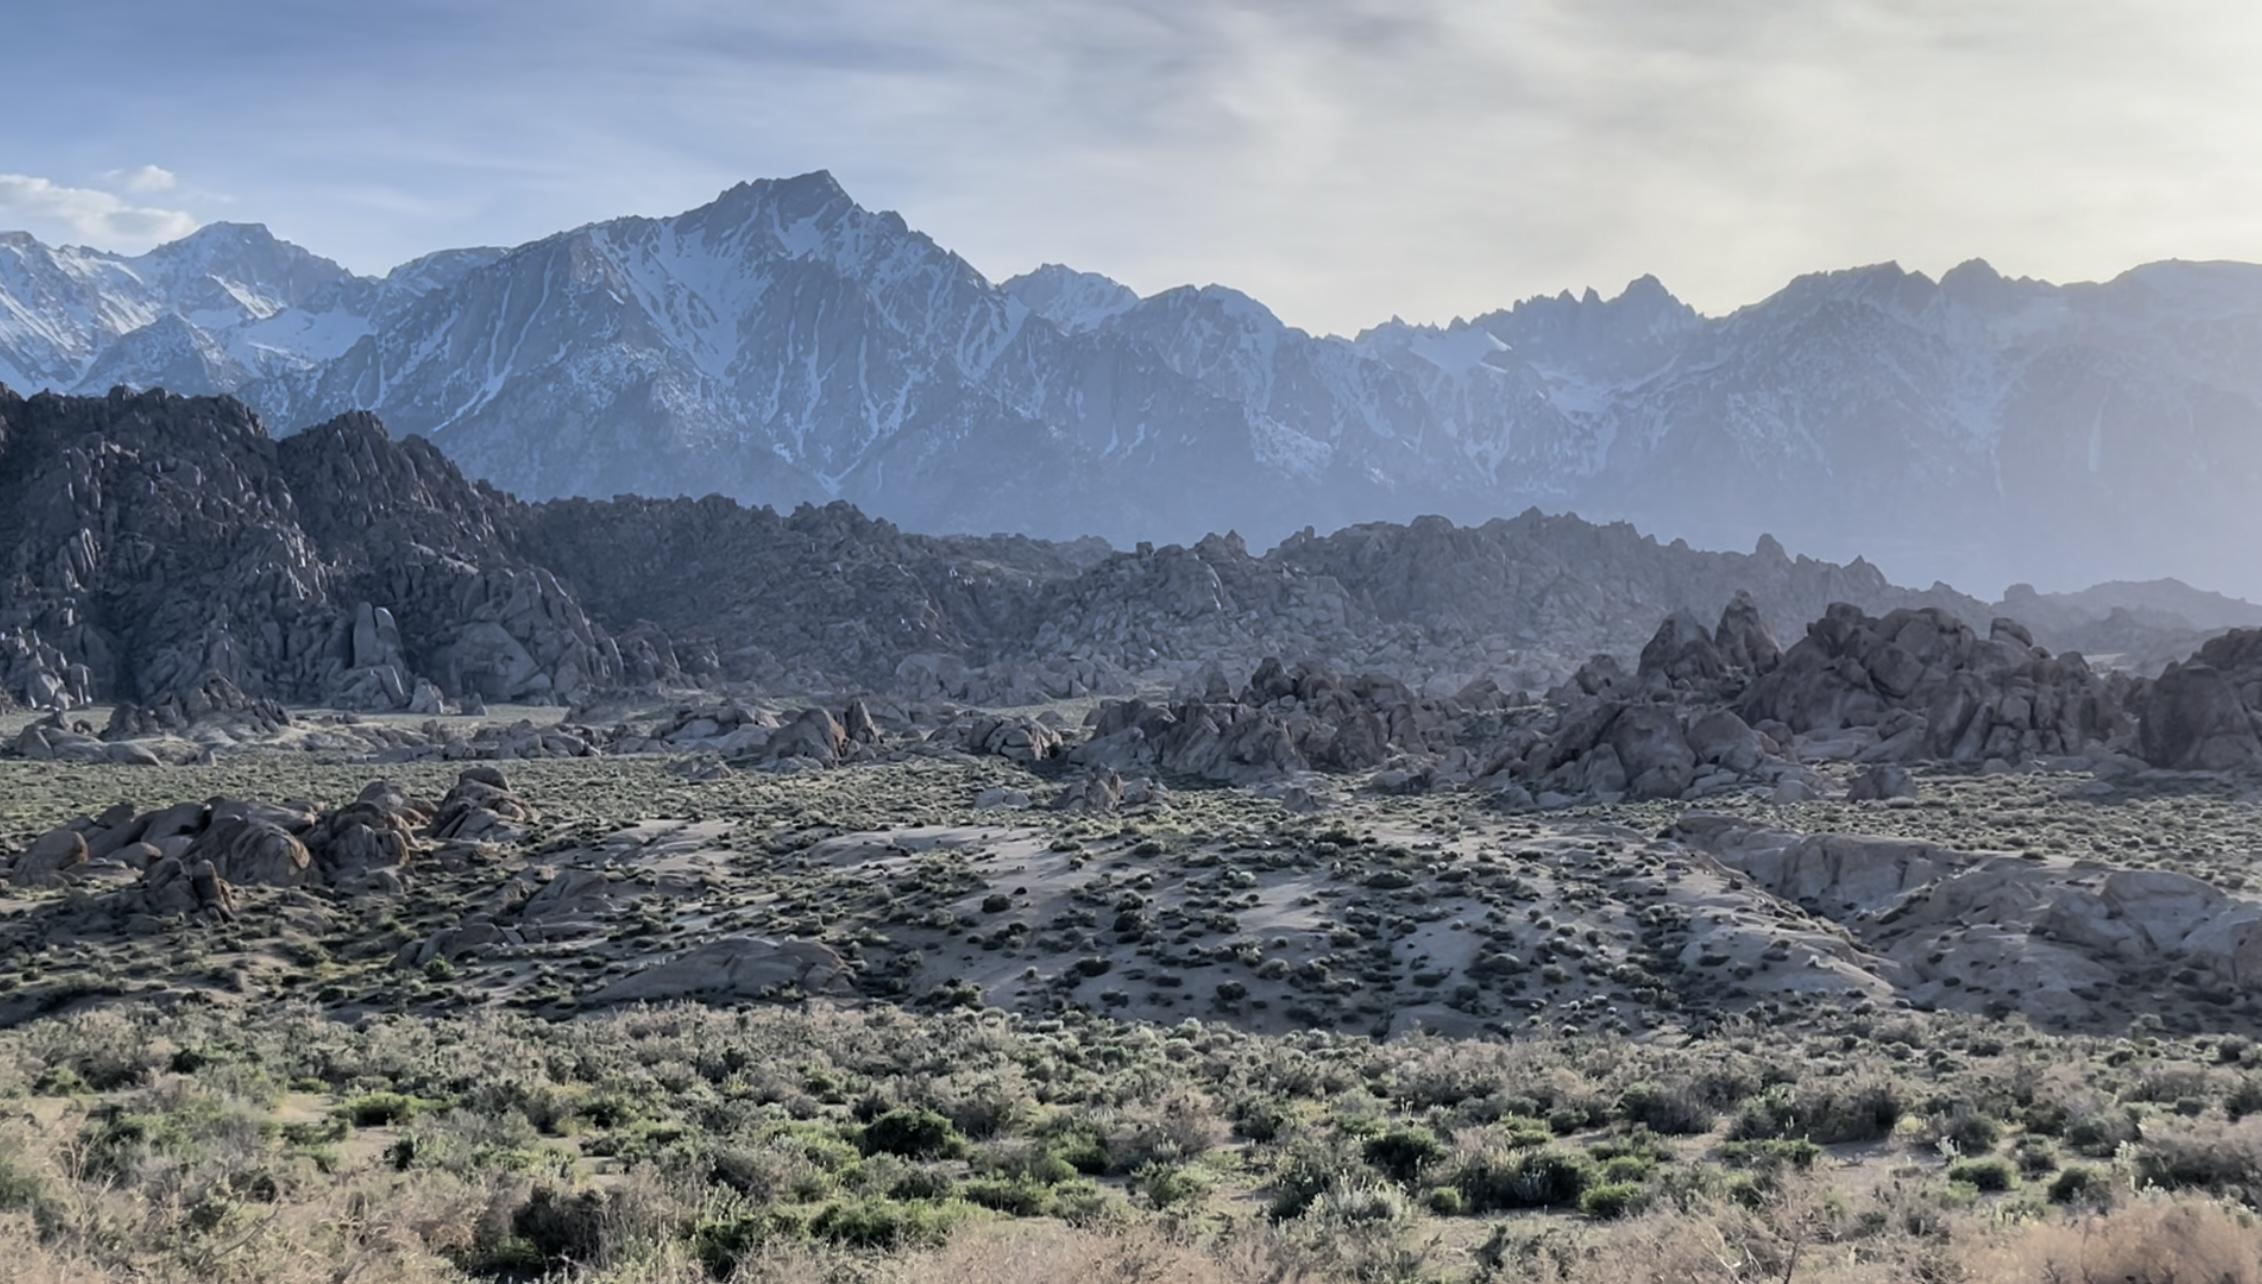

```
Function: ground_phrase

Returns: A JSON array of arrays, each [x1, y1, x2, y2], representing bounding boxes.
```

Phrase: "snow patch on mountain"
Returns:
[[1000, 264, 1138, 333]]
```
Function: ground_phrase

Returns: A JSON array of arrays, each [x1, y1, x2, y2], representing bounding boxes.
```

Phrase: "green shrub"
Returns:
[[1598, 1153, 1656, 1184], [1048, 1179, 1126, 1227], [1617, 1081, 1715, 1135], [1268, 1132, 1362, 1220], [1579, 1180, 1649, 1219], [1929, 1106, 2002, 1155], [1720, 1137, 1822, 1171], [808, 1197, 963, 1249], [960, 1175, 1053, 1216], [1362, 1124, 1446, 1185], [2132, 1123, 2262, 1194], [690, 1203, 774, 1279], [1947, 1157, 2017, 1192], [508, 1184, 605, 1269], [1300, 1179, 1410, 1227], [2048, 1164, 2105, 1204], [1230, 1097, 1291, 1143], [1455, 1145, 1596, 1212], [860, 1108, 962, 1160], [1141, 1163, 1212, 1209], [2063, 1108, 2138, 1158], [339, 1091, 428, 1127], [0, 1153, 50, 1219], [1728, 1078, 1902, 1144], [886, 1163, 958, 1202], [31, 1065, 87, 1096]]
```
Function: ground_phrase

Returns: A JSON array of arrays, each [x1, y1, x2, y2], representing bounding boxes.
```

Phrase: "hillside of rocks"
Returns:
[[1996, 578, 2262, 675], [514, 495, 1100, 690], [0, 386, 668, 714], [4, 384, 2231, 727], [923, 517, 1993, 707]]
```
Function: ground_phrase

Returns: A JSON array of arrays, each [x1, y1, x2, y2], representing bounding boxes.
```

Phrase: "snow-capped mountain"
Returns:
[[3, 173, 2260, 597], [0, 222, 501, 393], [1000, 264, 1138, 334]]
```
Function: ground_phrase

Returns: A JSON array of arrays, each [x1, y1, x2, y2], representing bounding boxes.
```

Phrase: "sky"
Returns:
[[6, 0, 2260, 336]]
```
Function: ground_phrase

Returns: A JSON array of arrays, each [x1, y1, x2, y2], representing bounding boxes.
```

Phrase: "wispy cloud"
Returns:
[[0, 173, 199, 248], [5, 0, 2258, 328], [101, 164, 178, 194]]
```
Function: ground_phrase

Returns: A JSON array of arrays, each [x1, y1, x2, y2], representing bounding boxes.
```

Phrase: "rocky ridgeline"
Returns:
[[0, 387, 687, 715], [8, 386, 2255, 752], [1500, 602, 2262, 791], [517, 495, 1091, 692], [1, 768, 537, 932], [1, 386, 2035, 715], [1001, 517, 1992, 699]]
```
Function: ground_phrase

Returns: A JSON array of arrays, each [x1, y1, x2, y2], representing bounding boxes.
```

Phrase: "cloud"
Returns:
[[0, 173, 199, 248], [102, 164, 178, 194], [7, 0, 2258, 327]]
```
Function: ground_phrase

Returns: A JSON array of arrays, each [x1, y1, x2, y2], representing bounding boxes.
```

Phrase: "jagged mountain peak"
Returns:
[[1140, 282, 1291, 334], [722, 168, 851, 203], [1940, 257, 2003, 286], [999, 264, 1139, 333], [1754, 260, 1943, 317], [136, 220, 356, 283], [149, 220, 278, 251]]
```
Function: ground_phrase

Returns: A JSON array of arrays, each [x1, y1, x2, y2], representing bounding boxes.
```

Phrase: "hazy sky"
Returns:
[[7, 0, 2259, 335]]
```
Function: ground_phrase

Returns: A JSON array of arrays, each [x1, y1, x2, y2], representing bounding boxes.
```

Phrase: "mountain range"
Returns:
[[5, 171, 2259, 597]]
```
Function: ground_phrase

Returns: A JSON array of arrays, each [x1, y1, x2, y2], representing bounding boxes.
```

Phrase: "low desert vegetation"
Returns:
[[9, 732, 2262, 1280], [2, 1002, 2261, 1281]]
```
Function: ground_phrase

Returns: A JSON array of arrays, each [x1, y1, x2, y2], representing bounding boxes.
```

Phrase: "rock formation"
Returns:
[[1070, 659, 1460, 785], [3, 385, 2039, 711], [0, 387, 678, 712], [2, 768, 536, 910], [1672, 815, 2262, 1026], [1736, 605, 2125, 764], [2136, 630, 2262, 770]]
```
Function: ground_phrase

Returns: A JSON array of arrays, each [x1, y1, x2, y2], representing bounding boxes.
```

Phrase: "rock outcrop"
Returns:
[[1475, 702, 1808, 806], [930, 713, 1067, 765], [1736, 605, 2124, 764], [0, 626, 94, 711], [3, 768, 535, 906], [2136, 630, 2262, 771], [0, 387, 682, 711], [1070, 659, 1459, 785], [427, 766, 538, 846], [1672, 816, 2262, 1026], [102, 673, 290, 742]]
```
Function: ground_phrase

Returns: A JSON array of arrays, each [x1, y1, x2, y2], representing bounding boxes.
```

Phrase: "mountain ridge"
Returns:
[[2, 384, 2053, 714], [5, 175, 2259, 597]]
